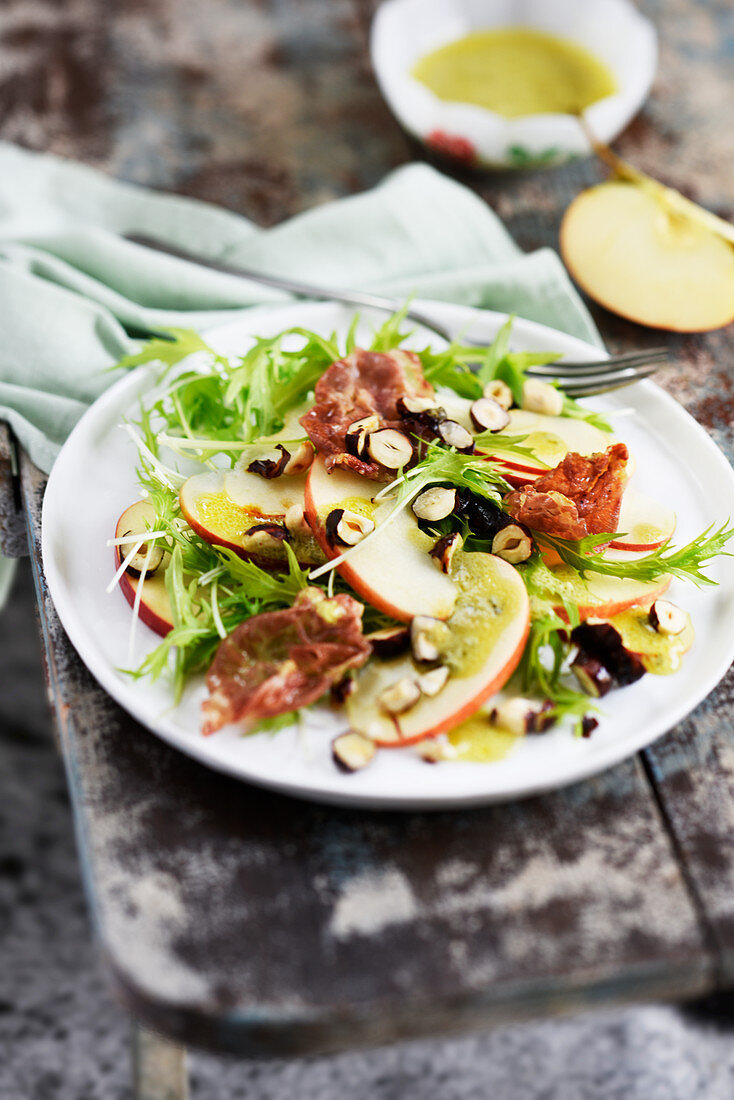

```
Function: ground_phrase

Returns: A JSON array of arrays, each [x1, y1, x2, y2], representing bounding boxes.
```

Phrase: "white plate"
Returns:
[[42, 301, 734, 810]]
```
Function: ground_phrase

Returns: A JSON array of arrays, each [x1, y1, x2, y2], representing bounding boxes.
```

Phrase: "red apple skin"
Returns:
[[373, 610, 530, 749], [495, 465, 542, 489], [608, 536, 668, 552], [480, 455, 545, 488], [556, 576, 672, 624], [114, 502, 175, 637], [178, 476, 323, 571], [346, 553, 530, 747], [304, 460, 456, 623], [115, 560, 174, 637], [495, 458, 546, 475], [178, 495, 285, 570]]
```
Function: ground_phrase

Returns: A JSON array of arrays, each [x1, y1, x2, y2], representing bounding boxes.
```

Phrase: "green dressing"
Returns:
[[609, 607, 694, 675], [412, 28, 617, 118], [447, 714, 518, 762], [444, 553, 527, 678], [339, 496, 378, 521]]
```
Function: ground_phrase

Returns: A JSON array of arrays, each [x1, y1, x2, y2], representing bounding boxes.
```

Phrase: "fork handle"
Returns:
[[124, 233, 454, 343]]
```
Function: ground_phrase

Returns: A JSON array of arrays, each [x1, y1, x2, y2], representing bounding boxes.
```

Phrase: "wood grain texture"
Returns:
[[5, 0, 734, 1055], [18, 453, 709, 1054], [0, 423, 27, 557]]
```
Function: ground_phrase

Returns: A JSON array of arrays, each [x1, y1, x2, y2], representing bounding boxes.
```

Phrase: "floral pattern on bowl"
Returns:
[[371, 0, 658, 169]]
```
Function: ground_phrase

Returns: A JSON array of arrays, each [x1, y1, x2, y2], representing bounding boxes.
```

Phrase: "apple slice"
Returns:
[[179, 468, 324, 567], [114, 501, 174, 637], [304, 458, 457, 622], [548, 563, 672, 622], [561, 181, 734, 332], [346, 552, 530, 746], [608, 487, 676, 553], [480, 409, 625, 486]]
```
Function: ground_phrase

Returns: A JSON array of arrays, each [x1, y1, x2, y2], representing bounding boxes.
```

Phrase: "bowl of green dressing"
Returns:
[[371, 0, 657, 168]]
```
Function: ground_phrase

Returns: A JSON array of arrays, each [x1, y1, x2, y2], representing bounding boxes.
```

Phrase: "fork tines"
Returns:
[[526, 347, 669, 397]]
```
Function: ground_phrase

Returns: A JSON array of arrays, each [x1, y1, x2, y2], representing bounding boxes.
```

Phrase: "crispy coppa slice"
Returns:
[[505, 443, 629, 540], [300, 347, 434, 479], [202, 588, 371, 734]]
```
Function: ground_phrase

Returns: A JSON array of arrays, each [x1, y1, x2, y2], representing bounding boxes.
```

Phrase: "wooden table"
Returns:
[[2, 1, 734, 1096]]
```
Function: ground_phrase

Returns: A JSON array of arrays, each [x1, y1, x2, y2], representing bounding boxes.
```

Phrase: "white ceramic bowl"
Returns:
[[371, 0, 658, 168]]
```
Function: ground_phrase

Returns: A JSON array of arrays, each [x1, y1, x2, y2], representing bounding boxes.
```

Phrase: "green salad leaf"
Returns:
[[538, 521, 734, 588], [114, 305, 732, 735]]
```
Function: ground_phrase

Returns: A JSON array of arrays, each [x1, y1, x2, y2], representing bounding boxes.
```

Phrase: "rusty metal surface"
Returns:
[[5, 0, 734, 1056]]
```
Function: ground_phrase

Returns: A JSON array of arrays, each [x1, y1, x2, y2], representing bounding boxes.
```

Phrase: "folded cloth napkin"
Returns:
[[0, 141, 601, 601]]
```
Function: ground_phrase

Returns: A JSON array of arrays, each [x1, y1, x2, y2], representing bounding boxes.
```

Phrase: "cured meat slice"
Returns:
[[202, 588, 371, 734], [505, 443, 629, 541], [300, 347, 434, 479]]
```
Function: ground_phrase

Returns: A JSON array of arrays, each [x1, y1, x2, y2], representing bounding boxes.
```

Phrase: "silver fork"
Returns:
[[125, 233, 668, 396]]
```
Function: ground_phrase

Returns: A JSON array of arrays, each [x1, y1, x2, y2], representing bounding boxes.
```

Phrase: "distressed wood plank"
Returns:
[[6, 0, 734, 1057], [357, 0, 734, 984], [0, 423, 27, 557], [132, 1027, 188, 1100], [643, 675, 734, 986], [462, 0, 734, 990], [19, 453, 710, 1054]]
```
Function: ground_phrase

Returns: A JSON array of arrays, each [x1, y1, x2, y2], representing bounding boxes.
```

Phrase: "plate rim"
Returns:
[[41, 299, 734, 809]]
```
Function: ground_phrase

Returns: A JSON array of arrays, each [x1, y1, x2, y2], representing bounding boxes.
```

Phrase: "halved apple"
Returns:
[[561, 181, 734, 332], [346, 552, 530, 746], [304, 458, 457, 622], [114, 501, 174, 637], [179, 468, 324, 567]]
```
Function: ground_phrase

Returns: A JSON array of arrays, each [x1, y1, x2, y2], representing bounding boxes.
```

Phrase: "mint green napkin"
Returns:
[[0, 142, 600, 600]]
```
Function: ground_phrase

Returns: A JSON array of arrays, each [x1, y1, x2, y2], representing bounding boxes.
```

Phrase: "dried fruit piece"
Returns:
[[571, 622, 646, 686], [571, 653, 614, 697], [248, 444, 290, 480]]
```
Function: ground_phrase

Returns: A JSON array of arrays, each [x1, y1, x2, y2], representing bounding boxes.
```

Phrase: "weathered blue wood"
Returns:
[[0, 424, 27, 558], [7, 0, 734, 1060], [21, 438, 709, 1056]]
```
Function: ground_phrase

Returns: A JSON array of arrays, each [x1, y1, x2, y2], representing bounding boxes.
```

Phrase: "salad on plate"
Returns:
[[109, 309, 733, 774]]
